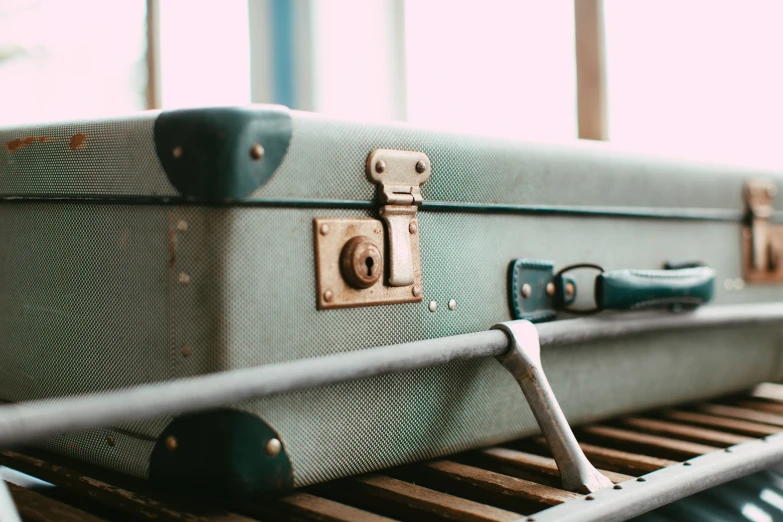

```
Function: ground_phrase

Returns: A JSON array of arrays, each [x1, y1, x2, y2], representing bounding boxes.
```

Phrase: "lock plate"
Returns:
[[742, 179, 783, 283], [314, 217, 423, 309]]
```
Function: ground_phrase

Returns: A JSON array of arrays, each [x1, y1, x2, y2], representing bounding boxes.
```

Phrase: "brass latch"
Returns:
[[313, 150, 430, 309], [367, 149, 430, 286], [743, 179, 783, 283]]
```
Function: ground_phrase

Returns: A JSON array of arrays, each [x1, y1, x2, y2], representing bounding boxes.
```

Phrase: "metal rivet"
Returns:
[[613, 484, 622, 490], [319, 223, 330, 235], [172, 146, 183, 159], [683, 461, 692, 466], [176, 220, 188, 232], [521, 283, 532, 298], [165, 435, 178, 451], [546, 282, 555, 296], [412, 286, 422, 297], [724, 279, 734, 291], [415, 160, 427, 174], [106, 435, 115, 447], [733, 278, 745, 290], [637, 477, 646, 482], [266, 438, 282, 456], [428, 301, 437, 312], [585, 495, 594, 501], [250, 144, 264, 160], [178, 272, 190, 285], [375, 160, 386, 174], [565, 282, 575, 298], [409, 222, 418, 234], [725, 447, 733, 453], [323, 290, 334, 303], [181, 345, 191, 357], [448, 299, 456, 311]]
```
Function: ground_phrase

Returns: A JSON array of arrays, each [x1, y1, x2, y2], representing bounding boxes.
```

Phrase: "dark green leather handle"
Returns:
[[595, 267, 716, 311]]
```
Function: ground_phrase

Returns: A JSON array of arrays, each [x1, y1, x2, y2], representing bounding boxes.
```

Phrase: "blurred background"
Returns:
[[0, 0, 781, 168]]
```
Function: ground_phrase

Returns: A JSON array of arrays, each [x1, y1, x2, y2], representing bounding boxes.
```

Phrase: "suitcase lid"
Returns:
[[1, 104, 781, 220]]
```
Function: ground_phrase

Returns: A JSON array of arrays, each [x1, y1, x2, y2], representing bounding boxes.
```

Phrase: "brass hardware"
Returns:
[[172, 146, 183, 159], [743, 179, 783, 283], [250, 144, 264, 160], [448, 299, 457, 311], [165, 435, 178, 451], [266, 438, 282, 456], [366, 149, 431, 287], [546, 282, 555, 296], [314, 218, 423, 309], [521, 283, 532, 298], [428, 301, 437, 312], [314, 149, 429, 309], [340, 236, 383, 289]]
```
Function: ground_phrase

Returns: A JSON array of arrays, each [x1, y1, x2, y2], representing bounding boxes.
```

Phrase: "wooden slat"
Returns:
[[422, 460, 580, 507], [733, 400, 783, 415], [532, 438, 675, 475], [0, 451, 252, 522], [699, 404, 783, 427], [6, 481, 106, 522], [581, 425, 719, 460], [474, 448, 631, 485], [351, 475, 522, 522], [277, 492, 396, 522], [619, 417, 752, 447], [752, 382, 783, 402], [662, 410, 780, 437]]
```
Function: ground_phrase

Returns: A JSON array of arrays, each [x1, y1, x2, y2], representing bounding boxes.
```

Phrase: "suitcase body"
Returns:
[[1, 106, 782, 492]]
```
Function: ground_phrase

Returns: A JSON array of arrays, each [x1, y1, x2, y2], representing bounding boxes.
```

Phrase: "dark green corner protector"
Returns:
[[154, 106, 292, 201], [149, 409, 293, 499]]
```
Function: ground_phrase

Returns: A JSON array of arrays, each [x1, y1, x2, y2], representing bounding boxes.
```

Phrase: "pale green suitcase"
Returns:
[[0, 105, 781, 496]]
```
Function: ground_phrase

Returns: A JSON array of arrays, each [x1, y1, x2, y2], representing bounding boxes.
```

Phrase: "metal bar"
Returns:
[[528, 432, 783, 522], [494, 321, 613, 493], [574, 0, 608, 140], [0, 303, 781, 448], [0, 330, 507, 448]]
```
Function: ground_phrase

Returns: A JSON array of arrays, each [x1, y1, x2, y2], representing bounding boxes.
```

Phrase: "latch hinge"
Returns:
[[743, 179, 783, 283], [367, 150, 431, 287]]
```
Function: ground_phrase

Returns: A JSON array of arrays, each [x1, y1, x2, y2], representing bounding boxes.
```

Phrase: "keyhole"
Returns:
[[365, 257, 374, 277]]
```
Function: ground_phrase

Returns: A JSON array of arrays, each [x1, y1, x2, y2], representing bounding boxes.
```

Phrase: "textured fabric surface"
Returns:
[[0, 112, 176, 196], [255, 111, 783, 210], [1, 202, 781, 485], [2, 108, 781, 209]]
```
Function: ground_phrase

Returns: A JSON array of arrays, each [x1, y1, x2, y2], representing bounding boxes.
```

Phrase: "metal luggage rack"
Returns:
[[2, 303, 783, 521], [3, 384, 783, 522]]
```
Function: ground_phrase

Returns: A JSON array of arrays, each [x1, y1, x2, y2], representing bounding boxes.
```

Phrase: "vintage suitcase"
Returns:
[[1, 105, 782, 497]]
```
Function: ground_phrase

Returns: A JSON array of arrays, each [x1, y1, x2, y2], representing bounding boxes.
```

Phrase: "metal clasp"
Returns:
[[492, 320, 613, 493], [367, 149, 430, 287], [743, 179, 783, 283]]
